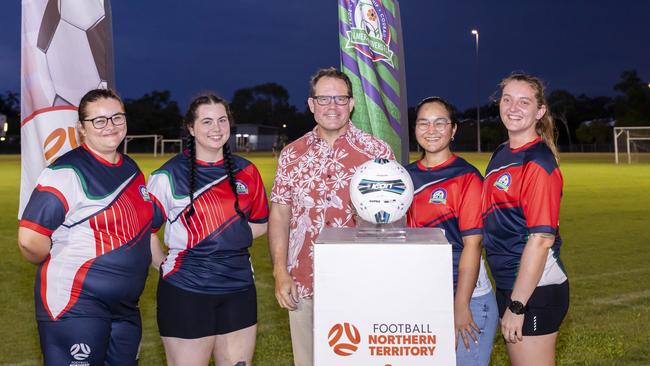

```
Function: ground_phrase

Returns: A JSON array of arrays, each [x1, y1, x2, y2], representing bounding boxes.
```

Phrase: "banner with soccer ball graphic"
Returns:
[[20, 0, 115, 216], [338, 0, 409, 163]]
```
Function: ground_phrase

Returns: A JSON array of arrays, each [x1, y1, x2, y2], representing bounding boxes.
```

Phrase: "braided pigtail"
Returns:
[[184, 133, 196, 219], [223, 143, 246, 219]]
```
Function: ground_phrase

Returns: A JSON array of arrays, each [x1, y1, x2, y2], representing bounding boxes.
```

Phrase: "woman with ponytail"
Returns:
[[147, 94, 269, 365], [482, 74, 569, 365]]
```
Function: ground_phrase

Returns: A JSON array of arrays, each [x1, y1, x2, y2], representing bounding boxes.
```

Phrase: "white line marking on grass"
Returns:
[[590, 290, 650, 305], [572, 267, 650, 282]]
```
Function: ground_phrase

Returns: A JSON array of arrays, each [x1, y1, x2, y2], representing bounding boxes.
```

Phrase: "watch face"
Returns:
[[509, 300, 525, 314]]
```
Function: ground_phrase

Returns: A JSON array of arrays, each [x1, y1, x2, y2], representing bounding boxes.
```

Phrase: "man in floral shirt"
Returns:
[[269, 67, 393, 366]]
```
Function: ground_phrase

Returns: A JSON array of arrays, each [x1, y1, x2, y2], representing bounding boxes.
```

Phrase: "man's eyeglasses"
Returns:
[[312, 95, 351, 106], [415, 118, 452, 132], [83, 112, 127, 129]]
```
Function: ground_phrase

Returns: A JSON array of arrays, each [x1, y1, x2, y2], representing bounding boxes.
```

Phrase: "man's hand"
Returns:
[[274, 270, 299, 310]]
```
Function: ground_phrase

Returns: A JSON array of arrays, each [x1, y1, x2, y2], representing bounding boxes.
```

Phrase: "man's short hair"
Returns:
[[309, 67, 353, 98]]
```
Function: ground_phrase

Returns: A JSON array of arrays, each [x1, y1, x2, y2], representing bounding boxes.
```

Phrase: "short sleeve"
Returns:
[[147, 171, 171, 233], [270, 146, 294, 205], [521, 162, 562, 235], [246, 164, 269, 223], [457, 172, 483, 236], [19, 168, 74, 236]]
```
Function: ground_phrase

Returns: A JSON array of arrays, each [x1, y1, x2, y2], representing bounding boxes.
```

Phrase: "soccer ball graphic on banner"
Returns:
[[36, 0, 110, 107], [350, 158, 414, 224]]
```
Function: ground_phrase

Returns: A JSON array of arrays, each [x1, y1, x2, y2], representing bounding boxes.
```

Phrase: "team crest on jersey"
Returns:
[[235, 180, 249, 194], [495, 173, 511, 191], [139, 185, 151, 201], [429, 188, 447, 204]]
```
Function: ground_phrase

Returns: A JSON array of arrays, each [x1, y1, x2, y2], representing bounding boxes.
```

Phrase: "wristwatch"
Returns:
[[508, 300, 526, 315]]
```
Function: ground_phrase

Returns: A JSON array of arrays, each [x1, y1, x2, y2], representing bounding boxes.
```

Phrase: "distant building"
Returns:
[[0, 114, 6, 141], [231, 124, 279, 151]]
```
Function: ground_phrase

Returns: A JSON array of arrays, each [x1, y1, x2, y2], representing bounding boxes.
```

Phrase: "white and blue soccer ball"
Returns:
[[350, 158, 414, 224]]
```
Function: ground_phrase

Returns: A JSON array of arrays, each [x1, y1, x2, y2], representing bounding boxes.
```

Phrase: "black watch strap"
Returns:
[[508, 300, 526, 315]]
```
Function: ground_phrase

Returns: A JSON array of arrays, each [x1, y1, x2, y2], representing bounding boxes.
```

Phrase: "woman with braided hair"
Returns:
[[147, 94, 269, 365]]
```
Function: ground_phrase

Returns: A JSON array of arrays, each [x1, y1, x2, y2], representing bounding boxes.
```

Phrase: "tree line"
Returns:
[[1, 70, 648, 151]]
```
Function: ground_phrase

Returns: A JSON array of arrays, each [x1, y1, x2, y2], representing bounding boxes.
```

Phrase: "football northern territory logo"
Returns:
[[328, 322, 361, 356], [343, 0, 395, 66]]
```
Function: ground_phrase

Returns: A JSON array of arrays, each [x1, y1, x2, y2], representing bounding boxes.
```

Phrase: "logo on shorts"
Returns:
[[494, 173, 511, 191], [70, 343, 91, 361], [139, 185, 151, 201], [235, 180, 249, 194], [429, 188, 447, 204], [328, 322, 361, 356]]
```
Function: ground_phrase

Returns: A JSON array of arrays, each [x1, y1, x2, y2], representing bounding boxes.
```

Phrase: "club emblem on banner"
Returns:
[[328, 322, 361, 356], [344, 0, 395, 66]]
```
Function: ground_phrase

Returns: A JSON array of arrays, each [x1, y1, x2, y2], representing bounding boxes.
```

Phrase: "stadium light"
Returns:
[[471, 29, 480, 152]]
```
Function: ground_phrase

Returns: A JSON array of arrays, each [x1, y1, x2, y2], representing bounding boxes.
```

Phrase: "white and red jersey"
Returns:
[[147, 153, 269, 294], [20, 145, 153, 321], [482, 138, 567, 290]]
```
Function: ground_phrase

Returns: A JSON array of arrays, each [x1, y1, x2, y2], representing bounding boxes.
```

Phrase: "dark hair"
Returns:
[[309, 67, 353, 97], [415, 96, 459, 127], [78, 88, 124, 122], [183, 94, 245, 220], [498, 73, 559, 162]]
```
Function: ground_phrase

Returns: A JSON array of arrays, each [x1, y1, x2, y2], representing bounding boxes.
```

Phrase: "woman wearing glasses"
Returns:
[[18, 89, 153, 365], [147, 94, 268, 365], [405, 97, 498, 366]]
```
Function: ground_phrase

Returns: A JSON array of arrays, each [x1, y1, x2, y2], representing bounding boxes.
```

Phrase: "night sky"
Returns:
[[1, 1, 648, 111]]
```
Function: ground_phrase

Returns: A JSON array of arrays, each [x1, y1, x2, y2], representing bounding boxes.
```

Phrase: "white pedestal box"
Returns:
[[313, 227, 455, 366]]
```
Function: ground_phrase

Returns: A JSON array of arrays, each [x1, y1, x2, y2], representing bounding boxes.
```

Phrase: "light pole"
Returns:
[[471, 29, 480, 152]]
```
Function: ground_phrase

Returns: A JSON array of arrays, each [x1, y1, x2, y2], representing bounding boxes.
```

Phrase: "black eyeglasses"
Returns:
[[82, 112, 127, 129], [311, 95, 351, 106]]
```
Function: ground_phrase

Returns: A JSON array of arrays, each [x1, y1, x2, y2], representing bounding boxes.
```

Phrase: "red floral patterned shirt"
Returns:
[[270, 124, 394, 298]]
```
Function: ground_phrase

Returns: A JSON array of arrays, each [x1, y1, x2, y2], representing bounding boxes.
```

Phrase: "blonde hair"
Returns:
[[499, 73, 559, 163]]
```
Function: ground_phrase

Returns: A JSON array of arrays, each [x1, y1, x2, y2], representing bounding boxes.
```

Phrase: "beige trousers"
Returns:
[[288, 298, 314, 366]]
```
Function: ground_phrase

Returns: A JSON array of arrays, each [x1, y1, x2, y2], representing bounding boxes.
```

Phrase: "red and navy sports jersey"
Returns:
[[20, 145, 153, 321], [148, 153, 269, 294], [482, 137, 565, 290], [406, 155, 484, 289]]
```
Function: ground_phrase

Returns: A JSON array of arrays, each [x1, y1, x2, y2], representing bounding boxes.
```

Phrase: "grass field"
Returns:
[[1, 152, 649, 365]]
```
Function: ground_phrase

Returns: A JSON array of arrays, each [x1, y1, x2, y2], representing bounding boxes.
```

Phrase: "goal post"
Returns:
[[123, 135, 163, 157], [160, 139, 183, 155], [614, 126, 650, 164]]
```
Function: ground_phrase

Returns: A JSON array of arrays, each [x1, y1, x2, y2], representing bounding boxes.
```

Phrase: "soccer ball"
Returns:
[[36, 0, 110, 107], [350, 158, 414, 224]]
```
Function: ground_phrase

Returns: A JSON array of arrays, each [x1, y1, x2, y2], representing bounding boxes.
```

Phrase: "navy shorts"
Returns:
[[496, 280, 570, 336], [38, 312, 141, 366], [157, 279, 257, 339]]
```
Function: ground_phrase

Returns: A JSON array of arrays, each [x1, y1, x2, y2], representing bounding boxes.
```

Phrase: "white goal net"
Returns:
[[160, 139, 183, 155], [123, 135, 163, 157], [614, 127, 650, 164]]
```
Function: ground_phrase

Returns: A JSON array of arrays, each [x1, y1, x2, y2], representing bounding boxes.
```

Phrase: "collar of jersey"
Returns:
[[417, 154, 456, 171], [509, 136, 541, 153], [182, 149, 224, 167], [82, 144, 123, 167]]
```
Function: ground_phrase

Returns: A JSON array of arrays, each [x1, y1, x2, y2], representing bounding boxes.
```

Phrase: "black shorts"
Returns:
[[157, 279, 257, 339], [496, 280, 569, 336]]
